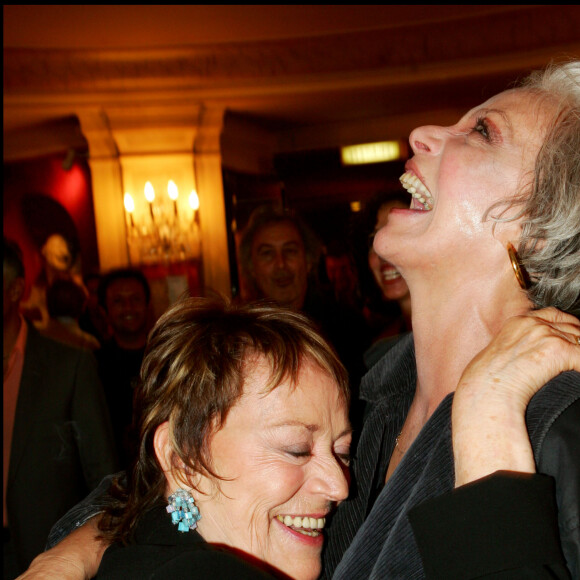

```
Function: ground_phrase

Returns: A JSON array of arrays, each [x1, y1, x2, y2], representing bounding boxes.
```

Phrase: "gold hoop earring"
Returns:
[[507, 242, 529, 290]]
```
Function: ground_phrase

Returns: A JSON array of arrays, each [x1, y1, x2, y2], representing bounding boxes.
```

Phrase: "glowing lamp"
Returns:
[[168, 180, 179, 201], [341, 141, 401, 165], [144, 182, 155, 203], [189, 190, 200, 211], [124, 193, 135, 213]]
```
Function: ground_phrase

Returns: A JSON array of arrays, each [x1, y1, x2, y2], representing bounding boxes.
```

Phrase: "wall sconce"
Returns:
[[123, 179, 201, 265], [340, 140, 406, 165]]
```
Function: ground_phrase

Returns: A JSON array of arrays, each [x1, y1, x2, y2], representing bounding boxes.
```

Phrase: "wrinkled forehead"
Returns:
[[241, 350, 341, 399], [253, 220, 304, 248], [240, 350, 299, 395]]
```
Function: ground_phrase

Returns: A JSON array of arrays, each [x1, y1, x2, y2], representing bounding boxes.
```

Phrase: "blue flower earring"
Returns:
[[166, 489, 201, 532]]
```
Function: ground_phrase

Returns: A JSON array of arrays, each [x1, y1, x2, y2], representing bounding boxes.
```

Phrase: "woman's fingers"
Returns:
[[452, 307, 579, 487], [456, 308, 579, 417], [527, 307, 580, 346]]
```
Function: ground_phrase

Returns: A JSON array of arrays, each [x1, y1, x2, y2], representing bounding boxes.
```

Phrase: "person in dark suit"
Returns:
[[3, 238, 119, 578]]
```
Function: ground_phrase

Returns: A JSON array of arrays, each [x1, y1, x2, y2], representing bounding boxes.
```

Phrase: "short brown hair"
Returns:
[[100, 295, 349, 543]]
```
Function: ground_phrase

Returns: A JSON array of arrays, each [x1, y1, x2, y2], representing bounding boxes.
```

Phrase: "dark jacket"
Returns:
[[409, 471, 574, 579], [6, 325, 119, 573], [49, 334, 579, 578], [96, 504, 278, 579], [323, 333, 580, 579]]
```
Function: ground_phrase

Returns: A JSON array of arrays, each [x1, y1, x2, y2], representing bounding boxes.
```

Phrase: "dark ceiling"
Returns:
[[3, 5, 580, 169]]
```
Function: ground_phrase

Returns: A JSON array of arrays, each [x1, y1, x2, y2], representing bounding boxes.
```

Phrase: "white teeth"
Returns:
[[399, 171, 433, 211], [382, 269, 401, 281], [277, 515, 326, 533]]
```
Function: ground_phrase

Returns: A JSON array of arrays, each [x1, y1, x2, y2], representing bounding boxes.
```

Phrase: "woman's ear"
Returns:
[[491, 210, 523, 247], [153, 421, 174, 474], [154, 422, 197, 491]]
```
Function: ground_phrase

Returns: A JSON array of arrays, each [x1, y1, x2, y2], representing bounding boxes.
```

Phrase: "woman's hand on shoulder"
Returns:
[[453, 307, 580, 487], [459, 307, 580, 407], [17, 553, 87, 580], [17, 516, 106, 580]]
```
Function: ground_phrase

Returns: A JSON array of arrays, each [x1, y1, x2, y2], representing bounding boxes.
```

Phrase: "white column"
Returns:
[[77, 109, 128, 271], [194, 105, 231, 297]]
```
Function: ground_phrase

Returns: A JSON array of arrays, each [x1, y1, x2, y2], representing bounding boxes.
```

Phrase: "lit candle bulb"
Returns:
[[168, 180, 179, 217], [124, 193, 135, 228], [189, 190, 200, 225], [189, 190, 200, 211], [144, 182, 155, 223]]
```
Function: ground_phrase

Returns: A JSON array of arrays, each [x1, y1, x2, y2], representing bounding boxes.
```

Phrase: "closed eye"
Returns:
[[472, 117, 491, 140], [285, 449, 311, 459]]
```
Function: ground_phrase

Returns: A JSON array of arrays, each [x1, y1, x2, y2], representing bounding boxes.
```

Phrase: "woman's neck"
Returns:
[[408, 270, 530, 412], [398, 293, 412, 330]]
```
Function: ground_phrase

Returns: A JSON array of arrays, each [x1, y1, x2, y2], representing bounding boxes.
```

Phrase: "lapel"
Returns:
[[8, 325, 49, 486]]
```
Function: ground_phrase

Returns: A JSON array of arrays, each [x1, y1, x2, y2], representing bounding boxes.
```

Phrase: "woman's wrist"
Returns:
[[452, 381, 535, 487], [18, 515, 105, 580]]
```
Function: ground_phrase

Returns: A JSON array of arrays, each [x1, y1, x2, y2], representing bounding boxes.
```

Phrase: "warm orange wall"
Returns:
[[3, 154, 99, 297]]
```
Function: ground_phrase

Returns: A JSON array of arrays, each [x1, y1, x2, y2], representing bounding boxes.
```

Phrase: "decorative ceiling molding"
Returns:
[[5, 6, 579, 95]]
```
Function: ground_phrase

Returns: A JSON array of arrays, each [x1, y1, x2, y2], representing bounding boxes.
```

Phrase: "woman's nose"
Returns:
[[409, 124, 445, 156], [310, 457, 349, 502]]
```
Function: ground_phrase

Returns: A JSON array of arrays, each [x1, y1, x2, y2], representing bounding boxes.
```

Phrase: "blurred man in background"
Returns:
[[3, 237, 118, 578]]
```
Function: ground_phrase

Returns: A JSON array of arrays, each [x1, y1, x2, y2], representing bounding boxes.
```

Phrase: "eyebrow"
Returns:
[[256, 240, 301, 250], [271, 421, 353, 439]]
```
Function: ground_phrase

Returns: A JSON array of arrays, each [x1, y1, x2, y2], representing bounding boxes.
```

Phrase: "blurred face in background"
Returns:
[[325, 254, 357, 297], [250, 221, 311, 311], [3, 264, 24, 320], [42, 234, 72, 272], [105, 278, 148, 340], [369, 200, 410, 303]]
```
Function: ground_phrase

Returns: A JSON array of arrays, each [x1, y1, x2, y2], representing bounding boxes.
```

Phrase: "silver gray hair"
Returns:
[[490, 62, 580, 316], [238, 204, 322, 294]]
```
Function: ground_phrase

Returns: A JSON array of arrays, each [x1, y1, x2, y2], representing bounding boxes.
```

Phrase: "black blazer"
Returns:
[[6, 325, 119, 572], [96, 505, 278, 579], [409, 471, 574, 579]]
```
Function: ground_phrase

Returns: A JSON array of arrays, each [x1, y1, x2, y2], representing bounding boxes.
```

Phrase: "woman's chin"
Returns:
[[266, 557, 320, 580], [381, 279, 409, 302], [286, 564, 321, 580]]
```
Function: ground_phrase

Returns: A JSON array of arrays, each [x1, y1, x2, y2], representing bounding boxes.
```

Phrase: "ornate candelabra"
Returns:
[[124, 180, 201, 266]]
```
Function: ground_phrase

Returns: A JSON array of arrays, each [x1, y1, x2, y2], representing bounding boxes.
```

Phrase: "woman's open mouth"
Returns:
[[400, 171, 433, 211]]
